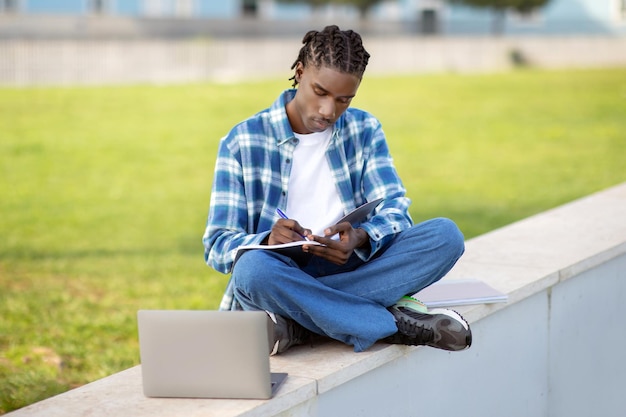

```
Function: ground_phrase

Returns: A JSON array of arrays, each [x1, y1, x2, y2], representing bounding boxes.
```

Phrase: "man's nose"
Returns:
[[319, 98, 336, 119]]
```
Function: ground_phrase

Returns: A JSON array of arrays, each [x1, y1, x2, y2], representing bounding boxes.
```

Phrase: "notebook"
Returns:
[[412, 278, 508, 308], [137, 310, 287, 399]]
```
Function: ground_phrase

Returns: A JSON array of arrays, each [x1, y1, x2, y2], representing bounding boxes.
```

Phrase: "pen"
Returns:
[[276, 208, 309, 241]]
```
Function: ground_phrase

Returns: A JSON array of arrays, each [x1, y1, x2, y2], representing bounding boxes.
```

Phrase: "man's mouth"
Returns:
[[313, 118, 331, 130]]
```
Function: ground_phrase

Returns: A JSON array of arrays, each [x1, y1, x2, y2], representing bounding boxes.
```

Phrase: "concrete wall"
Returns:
[[1, 36, 626, 86], [548, 255, 626, 416], [308, 253, 626, 417]]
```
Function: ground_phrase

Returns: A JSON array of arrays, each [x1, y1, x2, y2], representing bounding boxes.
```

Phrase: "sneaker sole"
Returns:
[[428, 308, 470, 331]]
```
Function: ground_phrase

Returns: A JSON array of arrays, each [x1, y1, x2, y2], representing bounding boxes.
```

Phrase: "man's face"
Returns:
[[286, 63, 361, 134]]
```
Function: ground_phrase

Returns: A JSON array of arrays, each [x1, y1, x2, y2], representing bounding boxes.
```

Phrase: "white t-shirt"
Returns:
[[286, 128, 344, 236]]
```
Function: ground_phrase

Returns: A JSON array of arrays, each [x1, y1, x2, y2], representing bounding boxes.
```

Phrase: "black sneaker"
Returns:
[[267, 312, 311, 355], [384, 296, 472, 351]]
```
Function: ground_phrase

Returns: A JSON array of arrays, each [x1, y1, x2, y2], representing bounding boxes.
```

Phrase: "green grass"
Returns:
[[1, 68, 625, 413]]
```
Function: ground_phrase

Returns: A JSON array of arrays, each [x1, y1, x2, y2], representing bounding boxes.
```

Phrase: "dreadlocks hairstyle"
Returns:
[[289, 25, 371, 88]]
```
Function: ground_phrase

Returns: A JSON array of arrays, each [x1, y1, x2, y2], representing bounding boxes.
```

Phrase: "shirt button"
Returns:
[[286, 159, 291, 164]]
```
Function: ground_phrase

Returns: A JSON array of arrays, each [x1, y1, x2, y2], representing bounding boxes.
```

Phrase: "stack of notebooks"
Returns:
[[411, 278, 508, 308]]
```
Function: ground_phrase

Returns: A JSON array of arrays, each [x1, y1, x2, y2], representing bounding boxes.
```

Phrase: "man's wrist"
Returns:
[[355, 228, 370, 249]]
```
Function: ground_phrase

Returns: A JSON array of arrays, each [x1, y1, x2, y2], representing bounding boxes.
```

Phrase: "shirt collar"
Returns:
[[270, 89, 297, 146], [271, 89, 341, 146]]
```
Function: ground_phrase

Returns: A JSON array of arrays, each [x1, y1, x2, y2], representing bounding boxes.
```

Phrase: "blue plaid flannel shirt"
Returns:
[[202, 89, 413, 310]]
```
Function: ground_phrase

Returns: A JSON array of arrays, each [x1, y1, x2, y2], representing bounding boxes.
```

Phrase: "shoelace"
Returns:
[[397, 308, 435, 343]]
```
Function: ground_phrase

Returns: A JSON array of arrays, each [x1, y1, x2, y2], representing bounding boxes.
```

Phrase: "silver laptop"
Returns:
[[137, 310, 287, 399]]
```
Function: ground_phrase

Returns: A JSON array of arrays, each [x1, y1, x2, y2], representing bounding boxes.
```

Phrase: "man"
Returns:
[[203, 25, 471, 354]]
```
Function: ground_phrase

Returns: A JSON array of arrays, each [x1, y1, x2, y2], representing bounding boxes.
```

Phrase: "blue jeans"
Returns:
[[231, 217, 464, 352]]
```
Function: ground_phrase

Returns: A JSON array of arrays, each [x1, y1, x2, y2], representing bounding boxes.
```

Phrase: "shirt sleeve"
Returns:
[[202, 135, 269, 274], [353, 118, 413, 261]]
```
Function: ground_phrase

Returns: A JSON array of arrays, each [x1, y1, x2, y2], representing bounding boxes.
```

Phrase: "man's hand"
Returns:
[[267, 218, 311, 245], [304, 222, 370, 265]]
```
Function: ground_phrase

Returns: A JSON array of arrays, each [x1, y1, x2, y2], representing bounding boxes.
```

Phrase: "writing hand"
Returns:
[[268, 218, 311, 246]]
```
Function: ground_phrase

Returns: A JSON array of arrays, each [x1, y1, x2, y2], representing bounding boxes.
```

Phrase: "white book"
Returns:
[[233, 240, 323, 267], [412, 278, 508, 308]]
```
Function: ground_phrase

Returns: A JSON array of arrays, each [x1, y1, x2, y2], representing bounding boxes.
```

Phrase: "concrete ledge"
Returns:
[[7, 182, 626, 417]]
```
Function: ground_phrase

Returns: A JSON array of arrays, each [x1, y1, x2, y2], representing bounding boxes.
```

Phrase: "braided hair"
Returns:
[[289, 25, 370, 88]]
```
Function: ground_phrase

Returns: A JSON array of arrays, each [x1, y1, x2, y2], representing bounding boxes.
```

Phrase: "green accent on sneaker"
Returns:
[[394, 296, 428, 313]]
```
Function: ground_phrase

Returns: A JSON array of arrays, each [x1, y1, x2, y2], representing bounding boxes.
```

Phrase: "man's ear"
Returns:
[[294, 62, 304, 83]]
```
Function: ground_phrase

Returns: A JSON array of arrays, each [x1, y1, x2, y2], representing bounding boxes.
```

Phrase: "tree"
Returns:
[[276, 0, 386, 20], [275, 0, 332, 7], [337, 0, 386, 20], [446, 0, 552, 35]]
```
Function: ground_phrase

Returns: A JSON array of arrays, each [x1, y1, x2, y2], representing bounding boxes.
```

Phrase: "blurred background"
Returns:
[[1, 0, 625, 414], [2, 0, 626, 37], [1, 0, 626, 85]]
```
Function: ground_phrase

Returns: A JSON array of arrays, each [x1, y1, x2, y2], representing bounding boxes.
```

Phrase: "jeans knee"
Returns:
[[426, 217, 465, 258], [433, 217, 465, 257], [231, 251, 270, 294]]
